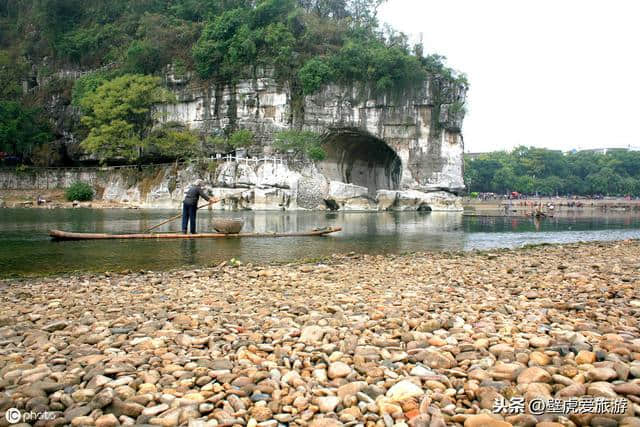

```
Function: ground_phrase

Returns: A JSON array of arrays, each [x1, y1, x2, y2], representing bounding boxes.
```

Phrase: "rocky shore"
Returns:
[[1, 240, 640, 427]]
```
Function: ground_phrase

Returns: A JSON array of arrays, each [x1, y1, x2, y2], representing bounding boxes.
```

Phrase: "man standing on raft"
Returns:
[[182, 179, 212, 234]]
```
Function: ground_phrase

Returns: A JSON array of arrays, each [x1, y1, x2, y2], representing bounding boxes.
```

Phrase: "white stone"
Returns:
[[327, 362, 352, 379], [300, 326, 325, 344], [386, 380, 424, 402], [317, 396, 341, 412]]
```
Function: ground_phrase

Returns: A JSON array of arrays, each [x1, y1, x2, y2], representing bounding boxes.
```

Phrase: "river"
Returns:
[[1, 208, 639, 278]]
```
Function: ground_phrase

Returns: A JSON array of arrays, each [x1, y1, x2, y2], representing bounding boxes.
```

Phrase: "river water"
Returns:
[[1, 208, 639, 278]]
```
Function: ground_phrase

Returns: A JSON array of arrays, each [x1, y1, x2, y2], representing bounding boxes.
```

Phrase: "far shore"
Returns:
[[464, 196, 640, 217], [2, 189, 640, 214]]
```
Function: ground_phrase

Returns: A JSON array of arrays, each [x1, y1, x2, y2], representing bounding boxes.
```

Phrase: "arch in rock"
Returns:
[[317, 128, 403, 196]]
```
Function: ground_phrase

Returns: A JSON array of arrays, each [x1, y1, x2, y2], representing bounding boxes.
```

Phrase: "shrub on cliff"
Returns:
[[273, 130, 325, 161], [72, 71, 115, 107], [65, 181, 94, 201], [209, 130, 255, 153], [145, 124, 203, 160]]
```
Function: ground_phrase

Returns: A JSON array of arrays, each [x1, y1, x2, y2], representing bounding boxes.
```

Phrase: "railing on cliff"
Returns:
[[217, 154, 289, 167]]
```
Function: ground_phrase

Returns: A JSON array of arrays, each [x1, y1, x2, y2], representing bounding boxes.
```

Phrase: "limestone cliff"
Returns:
[[4, 67, 467, 211], [157, 68, 467, 195]]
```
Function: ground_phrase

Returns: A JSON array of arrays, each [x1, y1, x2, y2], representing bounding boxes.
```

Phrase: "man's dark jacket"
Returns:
[[183, 185, 210, 205]]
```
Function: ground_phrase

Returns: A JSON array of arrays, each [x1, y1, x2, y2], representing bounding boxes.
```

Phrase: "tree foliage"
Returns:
[[0, 101, 52, 161], [0, 0, 467, 166], [190, 0, 445, 96], [273, 130, 325, 161], [0, 50, 28, 100], [209, 129, 255, 153], [146, 124, 203, 160], [71, 70, 113, 107], [465, 147, 640, 196], [228, 129, 255, 148], [79, 74, 176, 162], [65, 181, 94, 201]]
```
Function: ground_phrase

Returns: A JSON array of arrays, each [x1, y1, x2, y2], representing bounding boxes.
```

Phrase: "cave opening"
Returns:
[[318, 129, 403, 196]]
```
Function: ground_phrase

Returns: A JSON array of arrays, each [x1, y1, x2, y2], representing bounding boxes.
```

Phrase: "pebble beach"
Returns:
[[1, 240, 640, 427]]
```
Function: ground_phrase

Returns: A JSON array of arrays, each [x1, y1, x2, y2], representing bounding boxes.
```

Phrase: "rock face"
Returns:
[[157, 68, 467, 195], [1, 68, 467, 210], [0, 162, 463, 211]]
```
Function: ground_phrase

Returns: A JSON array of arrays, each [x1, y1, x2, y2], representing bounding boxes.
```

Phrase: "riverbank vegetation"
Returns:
[[0, 0, 465, 165], [64, 180, 94, 201], [465, 147, 640, 197]]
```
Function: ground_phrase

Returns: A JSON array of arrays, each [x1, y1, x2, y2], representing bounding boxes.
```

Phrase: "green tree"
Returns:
[[71, 70, 112, 107], [587, 168, 624, 195], [65, 181, 94, 201], [610, 150, 640, 177], [298, 57, 334, 95], [58, 23, 125, 66], [513, 146, 567, 178], [273, 130, 325, 161], [130, 13, 200, 74], [491, 166, 516, 194], [538, 175, 564, 196], [514, 175, 536, 194], [125, 40, 163, 75], [464, 156, 502, 192], [79, 74, 174, 163], [0, 101, 52, 161], [464, 146, 640, 196], [192, 8, 257, 80], [0, 50, 28, 100], [621, 176, 639, 196], [228, 129, 255, 148], [299, 0, 348, 18], [208, 129, 255, 152], [564, 175, 587, 195], [146, 124, 203, 160]]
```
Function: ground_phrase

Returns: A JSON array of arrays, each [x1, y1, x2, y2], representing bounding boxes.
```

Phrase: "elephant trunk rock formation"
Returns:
[[153, 68, 467, 211]]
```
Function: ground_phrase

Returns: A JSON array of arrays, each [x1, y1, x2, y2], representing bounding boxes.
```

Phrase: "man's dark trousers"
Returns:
[[182, 203, 198, 234]]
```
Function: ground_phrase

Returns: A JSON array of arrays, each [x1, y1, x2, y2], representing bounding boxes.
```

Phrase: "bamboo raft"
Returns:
[[49, 227, 342, 241]]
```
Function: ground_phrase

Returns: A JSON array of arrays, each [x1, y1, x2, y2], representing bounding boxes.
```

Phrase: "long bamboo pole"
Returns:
[[145, 198, 220, 233]]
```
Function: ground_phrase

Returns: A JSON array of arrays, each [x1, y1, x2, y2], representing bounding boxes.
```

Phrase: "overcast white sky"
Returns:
[[378, 0, 640, 153]]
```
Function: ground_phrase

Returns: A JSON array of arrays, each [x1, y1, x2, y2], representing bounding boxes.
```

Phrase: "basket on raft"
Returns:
[[212, 218, 245, 234]]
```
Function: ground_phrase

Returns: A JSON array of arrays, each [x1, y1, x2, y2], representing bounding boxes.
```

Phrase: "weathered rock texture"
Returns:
[[0, 161, 463, 211], [157, 68, 467, 195], [2, 69, 466, 211]]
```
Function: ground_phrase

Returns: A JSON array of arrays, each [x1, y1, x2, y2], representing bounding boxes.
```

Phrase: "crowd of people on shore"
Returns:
[[473, 192, 639, 201]]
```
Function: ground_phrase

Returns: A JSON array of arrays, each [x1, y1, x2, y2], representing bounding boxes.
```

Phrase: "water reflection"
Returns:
[[0, 208, 639, 277], [180, 240, 197, 265]]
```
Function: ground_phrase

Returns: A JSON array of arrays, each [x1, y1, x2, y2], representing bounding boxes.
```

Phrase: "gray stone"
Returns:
[[43, 321, 69, 332]]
